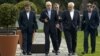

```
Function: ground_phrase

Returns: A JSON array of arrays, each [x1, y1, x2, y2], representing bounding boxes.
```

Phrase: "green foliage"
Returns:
[[15, 1, 37, 12], [0, 3, 18, 27], [75, 0, 82, 10], [30, 0, 45, 6], [30, 0, 45, 14], [0, 0, 16, 4]]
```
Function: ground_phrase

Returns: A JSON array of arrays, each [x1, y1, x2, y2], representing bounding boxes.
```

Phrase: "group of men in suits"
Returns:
[[39, 1, 80, 56], [18, 1, 99, 56]]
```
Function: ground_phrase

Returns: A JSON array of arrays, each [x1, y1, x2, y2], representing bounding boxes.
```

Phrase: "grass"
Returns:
[[37, 29, 43, 33], [77, 31, 100, 56]]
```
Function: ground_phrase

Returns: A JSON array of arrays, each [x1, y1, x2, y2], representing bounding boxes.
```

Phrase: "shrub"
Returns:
[[0, 0, 16, 4], [15, 1, 37, 12], [31, 0, 45, 14], [0, 3, 18, 27]]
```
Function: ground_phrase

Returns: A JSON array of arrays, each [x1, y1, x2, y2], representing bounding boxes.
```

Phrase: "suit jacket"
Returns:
[[39, 9, 58, 31], [18, 10, 38, 32], [82, 10, 99, 30], [62, 10, 80, 30]]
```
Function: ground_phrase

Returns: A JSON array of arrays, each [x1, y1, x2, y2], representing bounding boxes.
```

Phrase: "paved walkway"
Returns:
[[16, 33, 77, 56]]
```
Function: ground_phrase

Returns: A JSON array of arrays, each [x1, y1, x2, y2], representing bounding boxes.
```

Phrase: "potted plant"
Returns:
[[0, 3, 19, 56], [15, 1, 37, 48]]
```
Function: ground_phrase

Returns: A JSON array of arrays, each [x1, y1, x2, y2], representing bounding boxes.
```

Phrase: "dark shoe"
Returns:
[[52, 50, 55, 53], [52, 50, 59, 55], [45, 53, 48, 56], [68, 53, 72, 56], [22, 51, 27, 55], [55, 52, 58, 55], [81, 51, 88, 55], [52, 50, 60, 53], [91, 51, 95, 54], [72, 52, 75, 55], [27, 52, 32, 55]]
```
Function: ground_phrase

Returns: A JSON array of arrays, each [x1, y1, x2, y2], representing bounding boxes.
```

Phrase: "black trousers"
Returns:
[[96, 29, 98, 36], [21, 29, 33, 53], [84, 27, 96, 53], [64, 27, 77, 53], [56, 28, 62, 50], [44, 28, 58, 54]]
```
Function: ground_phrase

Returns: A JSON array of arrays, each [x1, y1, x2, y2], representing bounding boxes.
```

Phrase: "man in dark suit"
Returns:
[[92, 2, 99, 37], [82, 3, 99, 54], [53, 3, 62, 52], [62, 2, 80, 56], [39, 1, 59, 56], [18, 2, 38, 55]]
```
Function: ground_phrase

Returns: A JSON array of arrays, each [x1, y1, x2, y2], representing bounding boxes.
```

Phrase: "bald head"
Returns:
[[68, 2, 75, 7], [46, 1, 52, 6], [68, 2, 75, 11], [46, 1, 52, 10]]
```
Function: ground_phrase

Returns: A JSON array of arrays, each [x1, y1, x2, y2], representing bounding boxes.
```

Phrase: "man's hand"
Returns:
[[34, 29, 38, 32], [56, 24, 60, 28], [44, 18, 48, 23], [58, 16, 61, 20]]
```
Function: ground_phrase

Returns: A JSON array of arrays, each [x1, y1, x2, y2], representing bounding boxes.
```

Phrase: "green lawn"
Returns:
[[77, 31, 100, 56]]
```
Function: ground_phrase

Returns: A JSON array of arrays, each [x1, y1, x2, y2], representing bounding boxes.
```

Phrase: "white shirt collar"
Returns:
[[70, 9, 74, 20], [88, 12, 92, 19], [47, 9, 51, 19], [26, 12, 30, 20]]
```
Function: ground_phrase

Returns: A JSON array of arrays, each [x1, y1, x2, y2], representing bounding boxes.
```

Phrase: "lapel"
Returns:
[[68, 11, 72, 20], [24, 11, 31, 20], [73, 11, 76, 20], [87, 11, 93, 20], [45, 10, 49, 18], [51, 10, 54, 19], [29, 11, 31, 20], [90, 11, 93, 20], [86, 11, 89, 20], [45, 9, 53, 19], [24, 11, 28, 20]]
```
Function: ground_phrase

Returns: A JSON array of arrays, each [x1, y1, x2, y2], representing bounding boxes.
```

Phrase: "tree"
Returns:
[[0, 0, 16, 4], [80, 0, 89, 14], [31, 0, 45, 14]]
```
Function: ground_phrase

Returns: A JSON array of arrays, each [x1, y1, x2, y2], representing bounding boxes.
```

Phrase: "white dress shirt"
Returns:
[[88, 12, 92, 20], [26, 12, 30, 20], [47, 10, 51, 19], [70, 9, 74, 20]]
